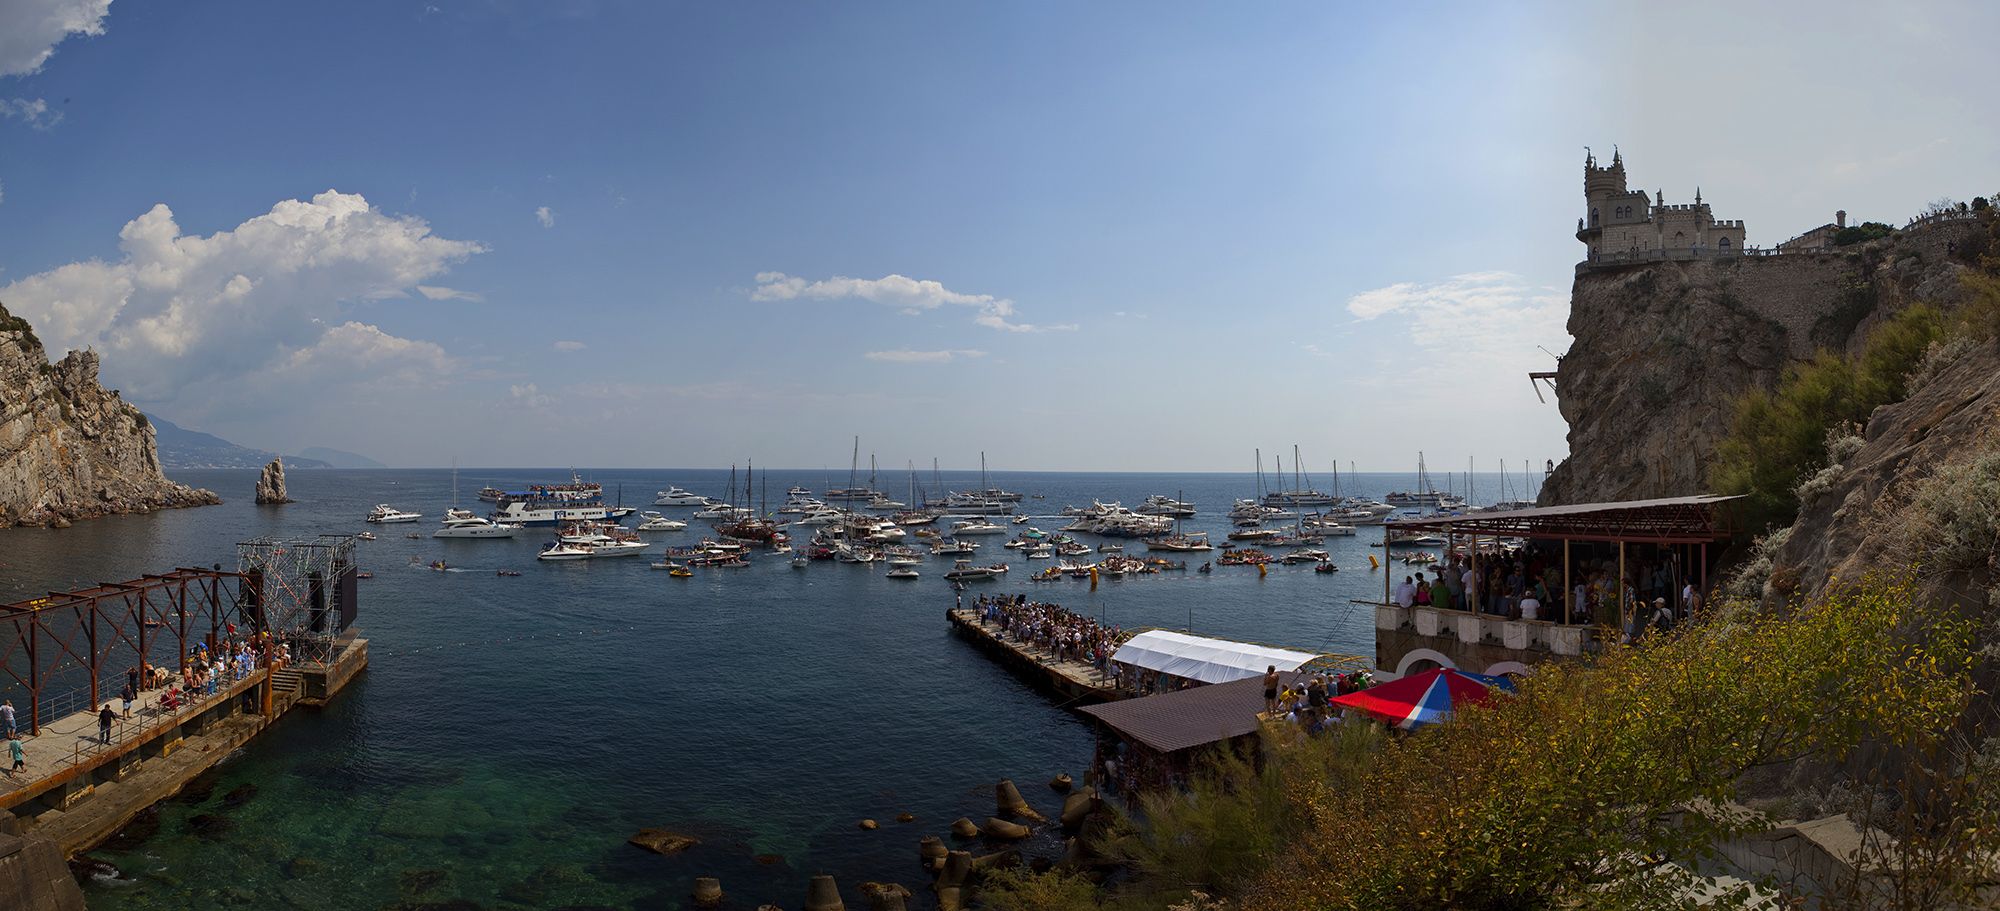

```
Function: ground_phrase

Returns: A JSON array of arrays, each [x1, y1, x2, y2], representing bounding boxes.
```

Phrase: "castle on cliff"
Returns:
[[1577, 148, 1747, 268]]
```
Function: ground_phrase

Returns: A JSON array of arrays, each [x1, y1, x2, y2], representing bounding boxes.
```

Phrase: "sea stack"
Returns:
[[255, 457, 292, 504]]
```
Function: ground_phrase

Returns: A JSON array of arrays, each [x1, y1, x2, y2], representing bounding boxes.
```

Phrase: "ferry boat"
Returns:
[[489, 493, 635, 526], [433, 508, 523, 538], [366, 504, 423, 524]]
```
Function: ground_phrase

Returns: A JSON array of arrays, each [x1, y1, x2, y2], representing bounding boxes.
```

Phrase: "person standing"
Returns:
[[0, 699, 14, 738], [6, 733, 22, 777], [121, 682, 136, 718], [97, 704, 116, 745], [1394, 575, 1416, 608], [1262, 665, 1281, 715]]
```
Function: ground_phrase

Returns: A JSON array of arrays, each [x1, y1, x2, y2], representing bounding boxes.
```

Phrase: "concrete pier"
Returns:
[[1, 639, 367, 856], [947, 608, 1115, 704]]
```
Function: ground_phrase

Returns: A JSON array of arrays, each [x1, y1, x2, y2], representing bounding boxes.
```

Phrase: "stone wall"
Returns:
[[0, 819, 85, 911]]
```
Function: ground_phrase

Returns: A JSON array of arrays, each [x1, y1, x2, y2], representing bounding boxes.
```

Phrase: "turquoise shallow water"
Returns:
[[0, 467, 1525, 909]]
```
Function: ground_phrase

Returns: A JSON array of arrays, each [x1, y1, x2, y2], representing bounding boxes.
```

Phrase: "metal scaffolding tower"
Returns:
[[236, 536, 360, 666]]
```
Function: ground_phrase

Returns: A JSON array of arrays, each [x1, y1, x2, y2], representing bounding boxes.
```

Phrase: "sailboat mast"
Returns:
[[849, 436, 859, 493]]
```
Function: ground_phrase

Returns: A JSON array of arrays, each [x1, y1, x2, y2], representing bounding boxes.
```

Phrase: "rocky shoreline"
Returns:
[[0, 302, 220, 528]]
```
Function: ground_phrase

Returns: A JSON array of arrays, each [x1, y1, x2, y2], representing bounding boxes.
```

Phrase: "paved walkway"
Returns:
[[950, 608, 1110, 692]]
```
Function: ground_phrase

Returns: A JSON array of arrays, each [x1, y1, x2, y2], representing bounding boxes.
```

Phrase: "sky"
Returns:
[[0, 1, 1994, 471]]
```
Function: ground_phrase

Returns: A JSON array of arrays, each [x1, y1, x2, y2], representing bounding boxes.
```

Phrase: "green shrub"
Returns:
[[1712, 305, 1944, 531], [1900, 448, 2000, 573], [1833, 222, 1897, 246]]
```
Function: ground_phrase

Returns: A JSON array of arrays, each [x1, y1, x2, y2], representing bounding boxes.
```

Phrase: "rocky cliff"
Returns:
[[1540, 218, 1989, 507], [0, 302, 219, 527]]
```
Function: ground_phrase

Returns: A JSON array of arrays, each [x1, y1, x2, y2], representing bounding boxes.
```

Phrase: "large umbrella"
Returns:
[[1328, 668, 1515, 730]]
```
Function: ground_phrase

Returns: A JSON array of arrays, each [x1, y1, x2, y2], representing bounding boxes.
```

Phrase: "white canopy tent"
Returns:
[[1111, 630, 1322, 685]]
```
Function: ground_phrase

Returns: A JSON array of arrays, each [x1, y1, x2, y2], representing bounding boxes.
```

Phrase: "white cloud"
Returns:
[[416, 284, 482, 302], [535, 206, 555, 228], [552, 340, 586, 352], [1345, 271, 1568, 364], [0, 189, 484, 403], [0, 97, 62, 130], [752, 271, 1076, 333], [509, 382, 554, 409], [0, 0, 112, 77], [863, 348, 987, 363]]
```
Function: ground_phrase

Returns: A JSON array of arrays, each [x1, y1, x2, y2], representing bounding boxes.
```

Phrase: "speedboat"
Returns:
[[366, 504, 423, 524], [694, 502, 748, 519], [1145, 532, 1212, 552], [433, 508, 524, 539], [636, 511, 688, 532], [1024, 545, 1053, 559], [1281, 548, 1331, 564], [943, 560, 1008, 581], [654, 486, 713, 507], [355, 532, 376, 541], [931, 539, 978, 556], [885, 566, 920, 579], [950, 519, 1007, 536]]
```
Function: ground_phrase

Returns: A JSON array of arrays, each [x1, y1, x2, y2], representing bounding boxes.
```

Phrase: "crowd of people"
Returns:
[[1390, 543, 1702, 641], [973, 594, 1128, 674], [1, 626, 294, 780], [1263, 666, 1375, 735]]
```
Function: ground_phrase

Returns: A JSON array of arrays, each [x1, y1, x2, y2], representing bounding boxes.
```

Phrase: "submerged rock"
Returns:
[[858, 818, 878, 830], [221, 782, 260, 809], [628, 828, 700, 855], [803, 873, 845, 911], [1048, 773, 1073, 792], [187, 813, 233, 840], [102, 806, 160, 851], [692, 876, 724, 906], [894, 812, 915, 823], [282, 856, 326, 880], [68, 855, 123, 882], [399, 868, 449, 895]]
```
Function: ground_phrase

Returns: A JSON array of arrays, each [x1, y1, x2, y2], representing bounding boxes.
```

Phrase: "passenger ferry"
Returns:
[[489, 492, 635, 526]]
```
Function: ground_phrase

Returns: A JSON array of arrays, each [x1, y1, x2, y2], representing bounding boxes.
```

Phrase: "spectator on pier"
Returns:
[[6, 733, 23, 776], [126, 666, 140, 699], [1414, 579, 1432, 606], [1520, 590, 1541, 621], [1394, 576, 1416, 608], [1, 699, 14, 738], [98, 704, 115, 745], [121, 682, 135, 718]]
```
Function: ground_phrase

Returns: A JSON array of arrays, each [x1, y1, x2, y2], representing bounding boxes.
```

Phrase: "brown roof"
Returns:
[[1380, 494, 1742, 544], [1080, 671, 1300, 753]]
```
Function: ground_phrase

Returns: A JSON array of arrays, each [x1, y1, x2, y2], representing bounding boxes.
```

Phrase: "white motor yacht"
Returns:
[[636, 511, 688, 532], [433, 508, 524, 538], [653, 486, 713, 507], [885, 566, 920, 579], [951, 519, 1007, 536], [367, 504, 423, 524], [694, 502, 750, 520]]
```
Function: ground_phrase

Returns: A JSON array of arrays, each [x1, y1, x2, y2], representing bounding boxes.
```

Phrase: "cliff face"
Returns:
[[1540, 219, 1987, 506], [0, 302, 220, 527]]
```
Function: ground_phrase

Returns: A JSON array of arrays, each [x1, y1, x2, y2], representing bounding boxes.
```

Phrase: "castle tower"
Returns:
[[1576, 148, 1745, 267]]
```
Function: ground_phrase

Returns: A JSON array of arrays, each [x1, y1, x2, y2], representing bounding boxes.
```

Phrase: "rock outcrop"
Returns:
[[255, 457, 292, 504], [0, 302, 219, 527], [1539, 219, 1987, 506]]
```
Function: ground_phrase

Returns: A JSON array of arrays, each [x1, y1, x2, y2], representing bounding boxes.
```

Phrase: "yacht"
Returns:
[[476, 486, 509, 503], [653, 486, 713, 507], [1145, 532, 1212, 552], [433, 508, 524, 539], [950, 518, 1008, 536], [885, 566, 920, 579], [636, 511, 688, 532], [489, 493, 636, 526], [943, 559, 1007, 581], [693, 502, 750, 520], [939, 491, 1014, 515], [863, 495, 907, 512], [538, 537, 649, 560], [1135, 495, 1196, 517], [366, 504, 423, 524], [1281, 548, 1331, 564], [931, 539, 979, 556]]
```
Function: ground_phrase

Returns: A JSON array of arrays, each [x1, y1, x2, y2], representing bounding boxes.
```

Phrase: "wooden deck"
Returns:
[[947, 608, 1118, 704]]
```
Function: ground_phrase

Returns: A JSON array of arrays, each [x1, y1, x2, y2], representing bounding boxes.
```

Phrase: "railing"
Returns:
[[1375, 603, 1602, 658]]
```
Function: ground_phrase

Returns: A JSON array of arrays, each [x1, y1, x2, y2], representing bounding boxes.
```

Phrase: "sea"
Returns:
[[0, 467, 1536, 910]]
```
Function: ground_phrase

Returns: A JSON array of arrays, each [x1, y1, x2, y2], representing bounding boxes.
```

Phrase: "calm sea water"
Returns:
[[0, 467, 1532, 910]]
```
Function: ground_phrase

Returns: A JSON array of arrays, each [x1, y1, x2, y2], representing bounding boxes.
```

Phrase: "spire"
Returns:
[[1612, 144, 1621, 164], [1695, 186, 1703, 205], [1656, 189, 1664, 207]]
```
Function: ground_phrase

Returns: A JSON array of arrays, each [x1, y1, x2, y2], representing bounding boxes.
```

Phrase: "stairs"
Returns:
[[269, 668, 303, 697]]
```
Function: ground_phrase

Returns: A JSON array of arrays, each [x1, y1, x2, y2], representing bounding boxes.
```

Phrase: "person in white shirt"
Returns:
[[1394, 576, 1417, 608], [1519, 594, 1541, 621]]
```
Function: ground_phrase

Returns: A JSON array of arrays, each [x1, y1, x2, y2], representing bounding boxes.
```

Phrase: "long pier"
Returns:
[[946, 607, 1117, 705]]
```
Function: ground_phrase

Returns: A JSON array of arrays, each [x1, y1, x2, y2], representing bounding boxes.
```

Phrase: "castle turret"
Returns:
[[1577, 148, 1746, 268]]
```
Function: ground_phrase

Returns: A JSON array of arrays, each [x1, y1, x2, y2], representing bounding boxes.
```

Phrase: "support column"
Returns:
[[1617, 541, 1627, 637], [88, 599, 100, 714], [1382, 526, 1391, 605], [1563, 539, 1572, 626], [28, 619, 41, 735]]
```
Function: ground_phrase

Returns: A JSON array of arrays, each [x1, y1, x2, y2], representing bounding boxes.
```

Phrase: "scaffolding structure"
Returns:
[[236, 536, 360, 666]]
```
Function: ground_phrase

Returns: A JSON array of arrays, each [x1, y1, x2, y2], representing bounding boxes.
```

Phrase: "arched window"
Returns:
[[1590, 208, 1600, 227], [1719, 236, 1731, 250]]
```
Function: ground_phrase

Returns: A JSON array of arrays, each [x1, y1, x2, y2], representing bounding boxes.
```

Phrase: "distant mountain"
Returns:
[[297, 446, 385, 469], [146, 415, 332, 469]]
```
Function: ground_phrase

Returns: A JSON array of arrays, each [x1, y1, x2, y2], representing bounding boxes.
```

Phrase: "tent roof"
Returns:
[[1382, 494, 1743, 544], [1112, 630, 1322, 685], [1080, 673, 1297, 753]]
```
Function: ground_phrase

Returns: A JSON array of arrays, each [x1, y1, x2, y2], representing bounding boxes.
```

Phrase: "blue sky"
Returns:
[[1, 1, 1994, 470]]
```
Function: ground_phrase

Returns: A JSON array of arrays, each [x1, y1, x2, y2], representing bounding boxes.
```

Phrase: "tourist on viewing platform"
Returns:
[[121, 681, 135, 718], [6, 732, 23, 776], [1394, 575, 1416, 608], [98, 704, 116, 744], [1263, 666, 1280, 715], [1414, 578, 1432, 606], [1, 698, 15, 738]]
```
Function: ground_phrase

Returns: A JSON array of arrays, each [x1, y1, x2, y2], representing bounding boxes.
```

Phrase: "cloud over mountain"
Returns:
[[0, 190, 483, 408]]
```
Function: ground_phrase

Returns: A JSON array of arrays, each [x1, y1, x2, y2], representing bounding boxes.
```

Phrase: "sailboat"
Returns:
[[1261, 445, 1335, 506], [824, 436, 883, 501], [715, 459, 787, 548], [1145, 489, 1213, 552]]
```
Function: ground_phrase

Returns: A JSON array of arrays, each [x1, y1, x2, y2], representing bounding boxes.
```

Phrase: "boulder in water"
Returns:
[[255, 457, 293, 504], [981, 817, 1030, 840], [68, 855, 123, 882], [1048, 773, 1073, 793], [994, 779, 1045, 822], [1059, 789, 1100, 831], [803, 873, 846, 911], [937, 850, 973, 888], [858, 818, 878, 830], [948, 817, 978, 839], [187, 813, 233, 840], [917, 835, 947, 868], [221, 782, 259, 808], [859, 881, 911, 911], [894, 812, 915, 823], [692, 876, 724, 906], [969, 849, 1020, 871], [627, 828, 699, 855]]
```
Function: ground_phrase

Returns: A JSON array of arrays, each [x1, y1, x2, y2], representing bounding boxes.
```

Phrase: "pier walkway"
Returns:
[[947, 608, 1117, 704]]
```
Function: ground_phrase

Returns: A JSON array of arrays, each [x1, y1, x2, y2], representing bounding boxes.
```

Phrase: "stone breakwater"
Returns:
[[0, 302, 218, 527]]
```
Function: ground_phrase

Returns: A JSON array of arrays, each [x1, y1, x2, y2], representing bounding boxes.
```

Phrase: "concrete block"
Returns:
[[1413, 607, 1441, 637]]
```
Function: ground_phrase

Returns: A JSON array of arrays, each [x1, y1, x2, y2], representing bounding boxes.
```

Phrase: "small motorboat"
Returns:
[[1011, 515, 1030, 524], [355, 571, 374, 579], [792, 553, 809, 569], [366, 504, 423, 524], [496, 570, 521, 577], [355, 532, 376, 541], [886, 566, 920, 579], [1314, 561, 1339, 574], [669, 567, 693, 578], [1197, 562, 1212, 574], [405, 533, 422, 539]]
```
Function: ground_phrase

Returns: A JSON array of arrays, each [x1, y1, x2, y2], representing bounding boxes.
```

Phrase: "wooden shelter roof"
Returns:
[[1385, 494, 1743, 544]]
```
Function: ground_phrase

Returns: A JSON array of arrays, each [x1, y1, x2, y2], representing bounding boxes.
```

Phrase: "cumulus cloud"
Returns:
[[752, 272, 1075, 333], [863, 348, 987, 363], [509, 382, 554, 409], [0, 97, 62, 130], [0, 189, 484, 402], [552, 340, 586, 352], [0, 0, 113, 77], [1345, 271, 1568, 364], [416, 284, 482, 302], [535, 206, 555, 228]]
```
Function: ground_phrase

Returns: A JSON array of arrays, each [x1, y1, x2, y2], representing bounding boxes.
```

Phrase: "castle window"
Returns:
[[1719, 237, 1731, 250], [1590, 208, 1599, 227]]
